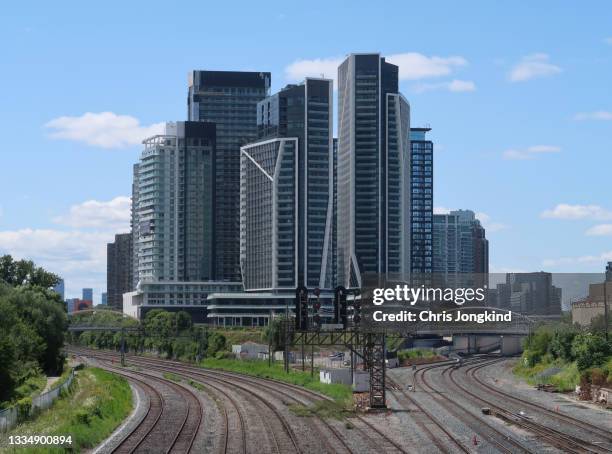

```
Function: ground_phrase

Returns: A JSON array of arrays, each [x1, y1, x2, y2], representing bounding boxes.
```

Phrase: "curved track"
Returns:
[[94, 363, 202, 454], [71, 347, 410, 453]]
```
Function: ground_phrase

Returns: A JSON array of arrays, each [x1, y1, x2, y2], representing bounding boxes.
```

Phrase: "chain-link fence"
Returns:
[[0, 369, 75, 433]]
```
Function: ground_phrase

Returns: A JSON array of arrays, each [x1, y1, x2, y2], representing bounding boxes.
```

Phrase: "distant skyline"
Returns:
[[1, 1, 611, 302]]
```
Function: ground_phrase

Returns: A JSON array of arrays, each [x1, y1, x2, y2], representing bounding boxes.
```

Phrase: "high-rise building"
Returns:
[[409, 127, 433, 282], [107, 233, 133, 309], [131, 163, 140, 290], [336, 54, 411, 288], [82, 288, 93, 302], [188, 70, 271, 282], [53, 279, 65, 300], [133, 121, 216, 283], [433, 210, 488, 289], [504, 272, 561, 315], [101, 292, 108, 306], [240, 79, 334, 291]]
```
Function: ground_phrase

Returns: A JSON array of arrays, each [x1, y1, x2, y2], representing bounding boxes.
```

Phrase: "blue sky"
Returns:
[[1, 0, 611, 302]]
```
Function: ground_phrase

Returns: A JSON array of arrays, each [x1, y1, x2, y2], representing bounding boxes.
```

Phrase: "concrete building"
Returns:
[[232, 342, 269, 359], [409, 127, 433, 283], [432, 210, 488, 290], [336, 53, 411, 288], [132, 121, 216, 284], [572, 263, 612, 326], [107, 233, 133, 309], [188, 70, 271, 282], [122, 281, 242, 322], [52, 279, 64, 300], [240, 79, 334, 291], [491, 272, 561, 315]]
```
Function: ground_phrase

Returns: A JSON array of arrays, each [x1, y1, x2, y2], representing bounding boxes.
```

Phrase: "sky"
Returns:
[[1, 0, 611, 303]]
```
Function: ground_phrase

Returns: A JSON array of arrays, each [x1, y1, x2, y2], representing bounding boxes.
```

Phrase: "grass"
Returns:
[[199, 358, 352, 407], [513, 358, 580, 392], [397, 348, 436, 360], [0, 367, 132, 454], [208, 327, 265, 346], [162, 372, 182, 383]]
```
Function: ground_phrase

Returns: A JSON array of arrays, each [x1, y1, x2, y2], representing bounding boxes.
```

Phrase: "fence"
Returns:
[[0, 369, 76, 433]]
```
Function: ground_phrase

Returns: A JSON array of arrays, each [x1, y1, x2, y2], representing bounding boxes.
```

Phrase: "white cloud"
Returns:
[[543, 251, 612, 268], [541, 204, 612, 220], [285, 57, 343, 82], [586, 224, 612, 236], [574, 111, 612, 121], [414, 79, 476, 93], [285, 52, 469, 84], [45, 112, 165, 149], [53, 196, 131, 231], [0, 229, 113, 299], [475, 212, 508, 232], [386, 53, 467, 80], [502, 144, 561, 160], [509, 54, 562, 82]]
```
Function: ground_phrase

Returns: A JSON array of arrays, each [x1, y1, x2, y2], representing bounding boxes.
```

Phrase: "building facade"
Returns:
[[409, 127, 433, 282], [82, 288, 93, 302], [432, 210, 488, 289], [240, 79, 334, 291], [188, 70, 271, 282], [336, 54, 411, 288], [133, 121, 216, 284], [107, 233, 133, 309], [101, 292, 107, 306]]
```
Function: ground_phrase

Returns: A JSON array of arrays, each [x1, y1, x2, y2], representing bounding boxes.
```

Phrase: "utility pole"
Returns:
[[284, 300, 289, 373], [120, 327, 126, 367], [604, 280, 609, 341]]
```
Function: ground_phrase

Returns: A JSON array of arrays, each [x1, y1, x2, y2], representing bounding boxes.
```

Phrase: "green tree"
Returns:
[[263, 316, 292, 352], [571, 333, 612, 371], [549, 327, 578, 361], [0, 255, 59, 288]]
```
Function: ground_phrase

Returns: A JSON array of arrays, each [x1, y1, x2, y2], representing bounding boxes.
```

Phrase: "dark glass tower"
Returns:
[[240, 79, 334, 291], [409, 127, 433, 283], [337, 54, 411, 288], [188, 70, 271, 282], [107, 233, 133, 309]]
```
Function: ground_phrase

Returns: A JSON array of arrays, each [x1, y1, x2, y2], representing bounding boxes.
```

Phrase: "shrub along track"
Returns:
[[69, 347, 411, 453]]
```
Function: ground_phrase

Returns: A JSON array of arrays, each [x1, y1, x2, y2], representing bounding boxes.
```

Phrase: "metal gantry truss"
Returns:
[[292, 329, 387, 409]]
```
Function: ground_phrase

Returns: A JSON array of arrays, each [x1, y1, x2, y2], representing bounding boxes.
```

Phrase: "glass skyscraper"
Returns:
[[188, 70, 271, 282], [432, 209, 488, 289], [337, 54, 411, 288], [409, 127, 433, 282], [240, 79, 334, 291], [133, 121, 216, 283]]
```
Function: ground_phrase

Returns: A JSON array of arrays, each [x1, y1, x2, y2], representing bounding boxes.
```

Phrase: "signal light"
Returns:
[[334, 286, 348, 328], [295, 286, 309, 331], [353, 300, 361, 325]]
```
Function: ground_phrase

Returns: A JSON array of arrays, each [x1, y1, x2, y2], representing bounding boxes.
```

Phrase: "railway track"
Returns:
[[70, 347, 409, 453], [468, 358, 612, 444], [447, 358, 612, 454], [92, 363, 202, 454], [413, 357, 534, 454]]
